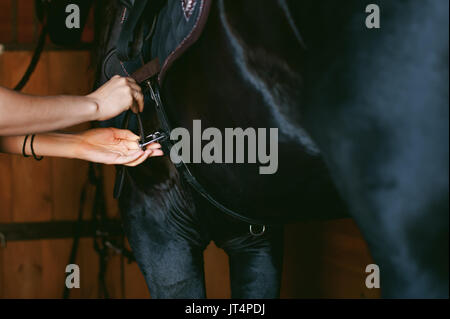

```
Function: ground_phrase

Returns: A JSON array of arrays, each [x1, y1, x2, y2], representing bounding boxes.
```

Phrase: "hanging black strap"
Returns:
[[146, 82, 268, 226], [14, 12, 48, 91], [111, 52, 270, 225], [110, 57, 269, 225], [113, 110, 146, 198], [145, 79, 172, 136], [116, 0, 149, 61], [179, 163, 267, 225]]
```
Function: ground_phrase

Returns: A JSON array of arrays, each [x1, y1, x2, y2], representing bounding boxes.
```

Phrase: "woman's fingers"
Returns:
[[126, 77, 137, 84], [150, 149, 164, 157], [145, 142, 162, 150], [127, 81, 141, 93], [112, 149, 144, 165], [123, 140, 141, 150], [126, 78, 144, 113], [104, 128, 164, 165], [124, 149, 152, 167], [123, 148, 164, 167], [112, 128, 164, 151], [113, 128, 140, 141], [130, 91, 143, 113], [109, 146, 163, 166]]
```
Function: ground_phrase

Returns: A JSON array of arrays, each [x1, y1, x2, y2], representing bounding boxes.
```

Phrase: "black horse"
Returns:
[[96, 0, 449, 298]]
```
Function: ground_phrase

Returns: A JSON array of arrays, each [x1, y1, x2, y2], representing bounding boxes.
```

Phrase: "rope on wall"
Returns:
[[13, 0, 49, 92], [13, 24, 47, 91]]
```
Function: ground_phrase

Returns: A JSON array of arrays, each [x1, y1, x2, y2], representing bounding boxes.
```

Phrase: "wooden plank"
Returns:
[[0, 1, 96, 46], [1, 240, 44, 298], [280, 219, 380, 298], [0, 50, 50, 298], [8, 51, 52, 223], [204, 242, 231, 299], [64, 238, 98, 299], [101, 166, 127, 298], [46, 50, 94, 95], [102, 165, 120, 219], [0, 48, 13, 298], [81, 4, 95, 44], [40, 238, 70, 298], [0, 153, 12, 297], [0, 50, 123, 298], [0, 154, 12, 223], [46, 51, 93, 221], [17, 0, 35, 44], [0, 0, 13, 44]]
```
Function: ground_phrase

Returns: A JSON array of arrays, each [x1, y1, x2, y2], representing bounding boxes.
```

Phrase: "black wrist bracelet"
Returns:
[[30, 134, 43, 161], [22, 135, 30, 158]]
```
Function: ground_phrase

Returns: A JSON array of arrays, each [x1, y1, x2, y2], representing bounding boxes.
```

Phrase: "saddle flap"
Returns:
[[151, 0, 212, 84]]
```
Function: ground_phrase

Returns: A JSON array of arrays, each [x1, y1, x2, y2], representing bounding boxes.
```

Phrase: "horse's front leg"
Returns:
[[118, 175, 209, 299], [217, 224, 284, 299], [196, 202, 285, 299]]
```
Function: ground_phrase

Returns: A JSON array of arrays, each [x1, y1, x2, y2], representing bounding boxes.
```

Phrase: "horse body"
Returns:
[[152, 0, 348, 224], [297, 0, 449, 297], [99, 0, 449, 298]]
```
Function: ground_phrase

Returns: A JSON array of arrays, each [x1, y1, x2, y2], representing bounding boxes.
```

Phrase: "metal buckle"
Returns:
[[139, 131, 167, 149], [249, 224, 266, 237], [147, 80, 157, 103]]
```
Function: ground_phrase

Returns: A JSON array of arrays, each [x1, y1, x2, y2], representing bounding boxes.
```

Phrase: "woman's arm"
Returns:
[[0, 76, 143, 136], [0, 128, 163, 166]]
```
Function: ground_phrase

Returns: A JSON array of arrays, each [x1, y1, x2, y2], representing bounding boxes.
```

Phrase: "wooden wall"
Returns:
[[0, 50, 380, 299], [0, 50, 140, 298]]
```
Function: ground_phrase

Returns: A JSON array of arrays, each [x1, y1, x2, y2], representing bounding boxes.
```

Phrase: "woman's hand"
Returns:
[[87, 75, 144, 121], [73, 128, 163, 166]]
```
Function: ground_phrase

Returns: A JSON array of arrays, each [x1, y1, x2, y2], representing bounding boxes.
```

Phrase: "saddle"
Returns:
[[101, 0, 211, 87]]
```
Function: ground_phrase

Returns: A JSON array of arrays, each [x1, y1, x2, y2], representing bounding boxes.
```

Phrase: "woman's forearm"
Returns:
[[0, 76, 145, 136], [0, 128, 161, 166], [0, 134, 79, 159], [0, 86, 99, 136]]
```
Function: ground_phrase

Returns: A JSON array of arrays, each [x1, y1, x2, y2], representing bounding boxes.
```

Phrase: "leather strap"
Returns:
[[113, 57, 160, 199], [113, 109, 145, 199], [116, 0, 149, 61], [132, 58, 160, 83], [111, 3, 268, 226], [179, 163, 267, 225], [139, 81, 269, 226]]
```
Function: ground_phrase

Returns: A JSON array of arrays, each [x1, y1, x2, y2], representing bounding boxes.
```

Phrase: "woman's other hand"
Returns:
[[74, 128, 163, 166], [87, 75, 144, 121]]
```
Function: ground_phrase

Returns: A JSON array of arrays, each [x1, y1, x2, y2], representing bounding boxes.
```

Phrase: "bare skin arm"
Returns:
[[0, 75, 144, 136], [0, 75, 158, 166], [0, 128, 163, 166]]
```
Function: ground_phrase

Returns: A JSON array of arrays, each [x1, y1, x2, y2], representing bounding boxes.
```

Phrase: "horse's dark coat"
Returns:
[[156, 0, 348, 224], [287, 0, 449, 297], [97, 0, 449, 298]]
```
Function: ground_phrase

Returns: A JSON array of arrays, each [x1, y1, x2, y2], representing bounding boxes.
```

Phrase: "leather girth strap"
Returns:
[[132, 58, 160, 83], [114, 58, 269, 226], [113, 58, 160, 200]]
